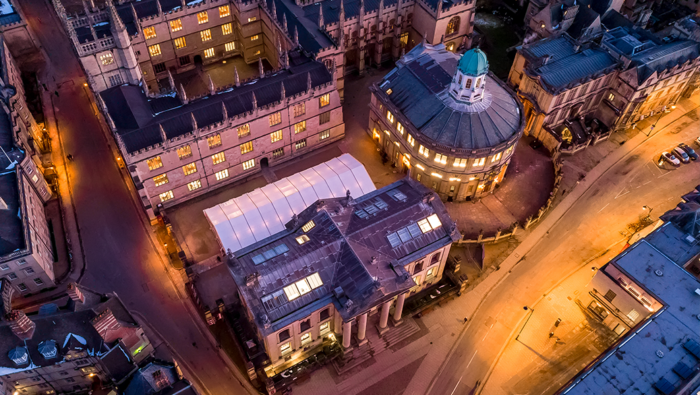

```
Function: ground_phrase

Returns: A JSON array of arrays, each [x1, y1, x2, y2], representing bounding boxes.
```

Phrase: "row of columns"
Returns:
[[341, 293, 407, 349]]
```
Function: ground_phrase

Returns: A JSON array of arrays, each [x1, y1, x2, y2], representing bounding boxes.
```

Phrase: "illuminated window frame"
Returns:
[[407, 134, 415, 147], [212, 152, 226, 165], [207, 134, 222, 148], [204, 48, 215, 58], [143, 26, 157, 39], [386, 111, 395, 124], [148, 44, 162, 57], [238, 124, 250, 138], [147, 157, 163, 171], [170, 19, 183, 32], [100, 53, 114, 65], [240, 141, 253, 155], [153, 174, 168, 186], [182, 162, 197, 175], [177, 145, 192, 159], [319, 93, 330, 107], [251, 35, 260, 41], [219, 5, 230, 17], [197, 11, 209, 24], [294, 121, 306, 134], [269, 112, 282, 126], [271, 130, 283, 143], [174, 37, 186, 49], [242, 159, 255, 170], [187, 179, 202, 191], [225, 42, 235, 52], [200, 29, 212, 42], [222, 23, 233, 35], [215, 169, 229, 180], [159, 190, 174, 202], [302, 220, 315, 232], [435, 153, 447, 164], [419, 145, 429, 158]]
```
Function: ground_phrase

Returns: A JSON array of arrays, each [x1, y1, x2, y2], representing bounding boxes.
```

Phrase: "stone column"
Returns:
[[378, 300, 392, 333], [342, 320, 352, 349], [357, 313, 368, 342], [392, 293, 407, 325]]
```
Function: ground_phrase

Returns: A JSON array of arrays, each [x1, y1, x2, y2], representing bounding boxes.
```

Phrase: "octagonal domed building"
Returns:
[[368, 44, 524, 201]]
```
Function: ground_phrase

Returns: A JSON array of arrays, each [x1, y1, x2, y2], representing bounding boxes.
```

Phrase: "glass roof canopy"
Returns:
[[204, 154, 376, 254]]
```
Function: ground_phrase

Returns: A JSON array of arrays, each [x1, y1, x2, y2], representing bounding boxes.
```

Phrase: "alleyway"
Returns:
[[15, 0, 252, 393]]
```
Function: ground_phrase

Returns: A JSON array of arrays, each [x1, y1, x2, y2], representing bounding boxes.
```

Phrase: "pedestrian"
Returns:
[[463, 317, 468, 324]]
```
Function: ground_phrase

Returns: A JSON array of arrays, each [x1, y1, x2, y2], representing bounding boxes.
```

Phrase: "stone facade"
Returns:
[[370, 44, 523, 202]]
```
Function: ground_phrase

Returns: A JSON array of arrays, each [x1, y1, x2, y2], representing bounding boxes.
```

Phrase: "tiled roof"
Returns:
[[377, 43, 523, 152], [228, 178, 459, 336], [100, 51, 333, 154]]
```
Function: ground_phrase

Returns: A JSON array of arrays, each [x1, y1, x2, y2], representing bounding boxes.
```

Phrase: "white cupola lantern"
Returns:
[[449, 48, 489, 103]]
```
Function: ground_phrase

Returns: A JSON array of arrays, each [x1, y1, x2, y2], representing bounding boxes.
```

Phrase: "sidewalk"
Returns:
[[14, 70, 87, 309], [293, 92, 700, 395]]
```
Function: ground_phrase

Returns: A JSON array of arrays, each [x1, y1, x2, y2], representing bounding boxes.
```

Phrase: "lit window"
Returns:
[[177, 145, 192, 159], [320, 129, 330, 140], [608, 93, 615, 101], [302, 220, 315, 232], [473, 157, 485, 167], [271, 130, 283, 143], [251, 35, 260, 41], [153, 174, 169, 186], [187, 179, 202, 191], [212, 152, 226, 165], [419, 145, 429, 157], [301, 332, 311, 344], [400, 32, 408, 47], [418, 218, 432, 233], [174, 37, 186, 49], [219, 5, 230, 17], [201, 29, 212, 42], [386, 111, 395, 124], [319, 93, 330, 107], [197, 11, 209, 24], [143, 26, 156, 39], [238, 124, 250, 137], [222, 23, 232, 35], [407, 134, 415, 147], [207, 134, 222, 148], [248, 17, 257, 22], [435, 153, 447, 164], [294, 103, 305, 117], [413, 275, 422, 286], [491, 152, 502, 162], [294, 121, 306, 134], [273, 147, 284, 158], [427, 214, 442, 229], [386, 88, 393, 95], [32, 174, 38, 183], [215, 169, 229, 180], [242, 159, 255, 170], [100, 53, 114, 65], [320, 321, 330, 334], [397, 122, 404, 135], [240, 141, 253, 154], [426, 266, 437, 279], [453, 158, 467, 167], [159, 190, 174, 202], [284, 284, 300, 300], [204, 48, 215, 58], [295, 139, 307, 150], [170, 19, 183, 32], [307, 272, 323, 288], [296, 234, 310, 245], [280, 341, 291, 354], [182, 162, 197, 175], [148, 44, 162, 57], [295, 279, 312, 295], [225, 42, 235, 52], [269, 112, 282, 126]]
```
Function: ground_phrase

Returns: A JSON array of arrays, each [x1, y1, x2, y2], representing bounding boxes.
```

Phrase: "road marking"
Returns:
[[450, 376, 463, 395], [597, 203, 609, 213], [642, 180, 652, 186], [615, 190, 630, 199], [467, 350, 478, 369], [482, 323, 494, 342]]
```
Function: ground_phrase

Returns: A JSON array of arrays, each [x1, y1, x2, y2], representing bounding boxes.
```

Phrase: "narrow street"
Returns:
[[16, 0, 250, 393], [429, 109, 700, 395]]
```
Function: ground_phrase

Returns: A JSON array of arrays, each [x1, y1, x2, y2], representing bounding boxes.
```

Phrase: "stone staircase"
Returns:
[[331, 317, 421, 376]]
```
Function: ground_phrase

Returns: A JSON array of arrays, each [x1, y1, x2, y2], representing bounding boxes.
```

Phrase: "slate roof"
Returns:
[[228, 178, 460, 336], [100, 51, 333, 154], [0, 286, 139, 374], [630, 39, 700, 84], [123, 361, 181, 395], [264, 0, 338, 54], [0, 92, 27, 258], [600, 10, 633, 30], [375, 42, 523, 154], [557, 221, 700, 395], [521, 35, 619, 93]]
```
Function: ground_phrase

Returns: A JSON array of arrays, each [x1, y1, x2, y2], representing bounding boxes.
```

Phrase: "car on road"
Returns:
[[673, 147, 691, 164], [661, 151, 681, 167], [678, 143, 698, 161]]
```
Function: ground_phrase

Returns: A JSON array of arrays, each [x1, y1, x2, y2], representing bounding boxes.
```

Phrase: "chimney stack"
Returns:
[[92, 309, 121, 342], [7, 310, 36, 340], [67, 283, 84, 303]]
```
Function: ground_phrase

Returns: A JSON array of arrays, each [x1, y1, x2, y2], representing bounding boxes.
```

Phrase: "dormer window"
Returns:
[[466, 79, 472, 89]]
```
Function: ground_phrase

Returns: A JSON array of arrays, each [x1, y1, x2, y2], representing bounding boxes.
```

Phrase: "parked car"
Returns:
[[679, 143, 699, 160], [661, 151, 681, 167], [673, 147, 691, 164]]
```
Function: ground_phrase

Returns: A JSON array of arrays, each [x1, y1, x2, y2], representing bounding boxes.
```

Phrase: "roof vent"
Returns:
[[684, 234, 696, 244], [8, 346, 28, 365], [654, 270, 663, 277], [656, 350, 664, 358], [695, 288, 700, 296], [370, 256, 378, 265]]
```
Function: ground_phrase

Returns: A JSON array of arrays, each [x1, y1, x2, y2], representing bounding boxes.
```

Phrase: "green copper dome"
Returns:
[[457, 48, 489, 77]]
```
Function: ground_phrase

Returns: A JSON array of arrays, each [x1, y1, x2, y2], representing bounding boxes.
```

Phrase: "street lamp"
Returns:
[[643, 105, 676, 136]]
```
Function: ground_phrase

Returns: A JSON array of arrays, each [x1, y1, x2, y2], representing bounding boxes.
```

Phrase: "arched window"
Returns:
[[466, 78, 472, 89], [446, 16, 460, 36], [476, 77, 481, 87], [458, 75, 462, 84], [431, 253, 441, 264]]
